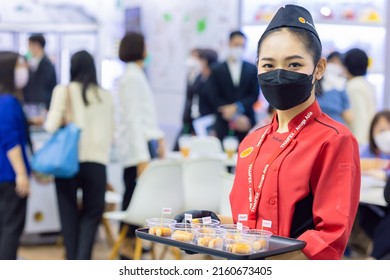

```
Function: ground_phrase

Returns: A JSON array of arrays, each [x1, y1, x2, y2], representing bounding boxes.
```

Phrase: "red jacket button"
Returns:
[[269, 198, 275, 205], [272, 166, 277, 171]]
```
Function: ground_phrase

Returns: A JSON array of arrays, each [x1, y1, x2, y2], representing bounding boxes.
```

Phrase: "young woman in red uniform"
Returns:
[[175, 5, 361, 260]]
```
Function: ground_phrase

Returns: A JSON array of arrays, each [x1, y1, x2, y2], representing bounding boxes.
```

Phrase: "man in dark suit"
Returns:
[[208, 30, 259, 142], [23, 33, 57, 110]]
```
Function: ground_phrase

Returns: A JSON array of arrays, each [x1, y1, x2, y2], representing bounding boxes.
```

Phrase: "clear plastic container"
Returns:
[[244, 229, 272, 252], [170, 223, 200, 243], [222, 136, 239, 159], [224, 234, 254, 254], [146, 218, 177, 237], [219, 224, 249, 240], [190, 218, 220, 227], [178, 135, 192, 158], [195, 227, 224, 249]]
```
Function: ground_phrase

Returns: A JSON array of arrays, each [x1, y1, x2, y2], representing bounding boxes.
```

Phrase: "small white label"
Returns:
[[236, 222, 243, 231], [162, 208, 172, 215], [202, 216, 212, 225], [238, 214, 248, 221], [184, 213, 193, 222], [262, 219, 272, 228]]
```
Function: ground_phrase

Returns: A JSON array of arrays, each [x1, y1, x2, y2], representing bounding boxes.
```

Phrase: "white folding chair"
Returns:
[[219, 172, 235, 216], [181, 157, 226, 213], [104, 159, 185, 259], [189, 136, 223, 156]]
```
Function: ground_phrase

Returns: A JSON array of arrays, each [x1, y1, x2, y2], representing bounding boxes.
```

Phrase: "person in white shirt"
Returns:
[[45, 50, 114, 260], [343, 48, 376, 145], [116, 32, 165, 258]]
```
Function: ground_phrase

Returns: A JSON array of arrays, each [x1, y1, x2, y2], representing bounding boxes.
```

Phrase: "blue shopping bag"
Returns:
[[31, 123, 81, 178]]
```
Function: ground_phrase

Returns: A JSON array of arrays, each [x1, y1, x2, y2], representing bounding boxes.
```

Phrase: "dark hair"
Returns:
[[343, 48, 368, 76], [267, 104, 275, 115], [119, 32, 145, 62], [198, 48, 218, 67], [257, 27, 322, 67], [191, 48, 202, 56], [229, 30, 246, 41], [29, 33, 46, 48], [368, 110, 390, 155], [326, 51, 341, 62], [257, 27, 322, 95], [70, 50, 99, 106], [0, 51, 18, 94]]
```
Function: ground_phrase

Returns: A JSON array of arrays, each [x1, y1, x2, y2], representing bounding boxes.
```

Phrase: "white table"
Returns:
[[166, 151, 237, 167], [360, 175, 387, 207]]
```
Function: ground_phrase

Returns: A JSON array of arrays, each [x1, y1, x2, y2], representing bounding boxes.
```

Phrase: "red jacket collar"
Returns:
[[269, 100, 322, 133]]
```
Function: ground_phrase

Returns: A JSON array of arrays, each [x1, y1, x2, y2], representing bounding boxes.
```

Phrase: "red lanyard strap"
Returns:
[[247, 111, 313, 217]]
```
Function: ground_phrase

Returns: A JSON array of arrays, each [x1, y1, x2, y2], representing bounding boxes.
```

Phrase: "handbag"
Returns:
[[31, 87, 81, 178]]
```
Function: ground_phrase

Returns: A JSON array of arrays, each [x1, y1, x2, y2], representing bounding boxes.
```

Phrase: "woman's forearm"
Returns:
[[7, 145, 27, 177], [7, 144, 30, 197]]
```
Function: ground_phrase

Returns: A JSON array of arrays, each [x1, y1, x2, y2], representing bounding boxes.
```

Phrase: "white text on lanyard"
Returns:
[[248, 111, 313, 213]]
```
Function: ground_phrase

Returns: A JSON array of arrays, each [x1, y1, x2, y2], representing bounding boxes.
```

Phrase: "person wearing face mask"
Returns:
[[185, 48, 202, 87], [208, 30, 259, 142], [116, 32, 165, 259], [353, 110, 390, 259], [360, 111, 390, 180], [174, 5, 360, 260], [173, 48, 219, 150], [23, 33, 57, 111], [0, 51, 31, 259], [317, 51, 352, 126], [173, 48, 205, 150]]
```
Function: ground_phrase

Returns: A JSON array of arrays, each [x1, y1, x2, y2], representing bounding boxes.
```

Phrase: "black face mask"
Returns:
[[258, 69, 314, 111]]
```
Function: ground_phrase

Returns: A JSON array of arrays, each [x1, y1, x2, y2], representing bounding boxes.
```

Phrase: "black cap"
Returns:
[[262, 4, 320, 44]]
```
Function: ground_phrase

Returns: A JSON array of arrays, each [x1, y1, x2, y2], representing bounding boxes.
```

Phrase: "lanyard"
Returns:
[[247, 111, 314, 221]]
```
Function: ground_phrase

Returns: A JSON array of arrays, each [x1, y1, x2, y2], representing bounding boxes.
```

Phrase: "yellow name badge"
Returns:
[[240, 147, 253, 158]]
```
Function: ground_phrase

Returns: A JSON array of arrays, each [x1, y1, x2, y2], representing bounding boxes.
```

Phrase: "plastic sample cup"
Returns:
[[222, 136, 239, 159], [219, 224, 250, 238], [170, 223, 200, 243], [224, 234, 254, 254], [244, 229, 272, 252], [195, 227, 224, 250], [178, 135, 192, 158], [190, 218, 220, 227], [146, 218, 177, 237]]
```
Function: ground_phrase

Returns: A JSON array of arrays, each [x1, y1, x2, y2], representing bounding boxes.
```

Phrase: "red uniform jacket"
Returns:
[[230, 101, 360, 259]]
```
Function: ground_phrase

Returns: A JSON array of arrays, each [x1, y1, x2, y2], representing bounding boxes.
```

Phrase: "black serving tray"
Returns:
[[135, 228, 306, 260]]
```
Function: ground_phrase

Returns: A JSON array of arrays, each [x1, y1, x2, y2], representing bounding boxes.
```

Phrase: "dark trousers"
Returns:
[[120, 143, 159, 237], [0, 182, 27, 260], [359, 204, 390, 259], [214, 118, 249, 143], [359, 204, 386, 238], [55, 162, 106, 260], [121, 166, 138, 237], [371, 211, 390, 259]]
